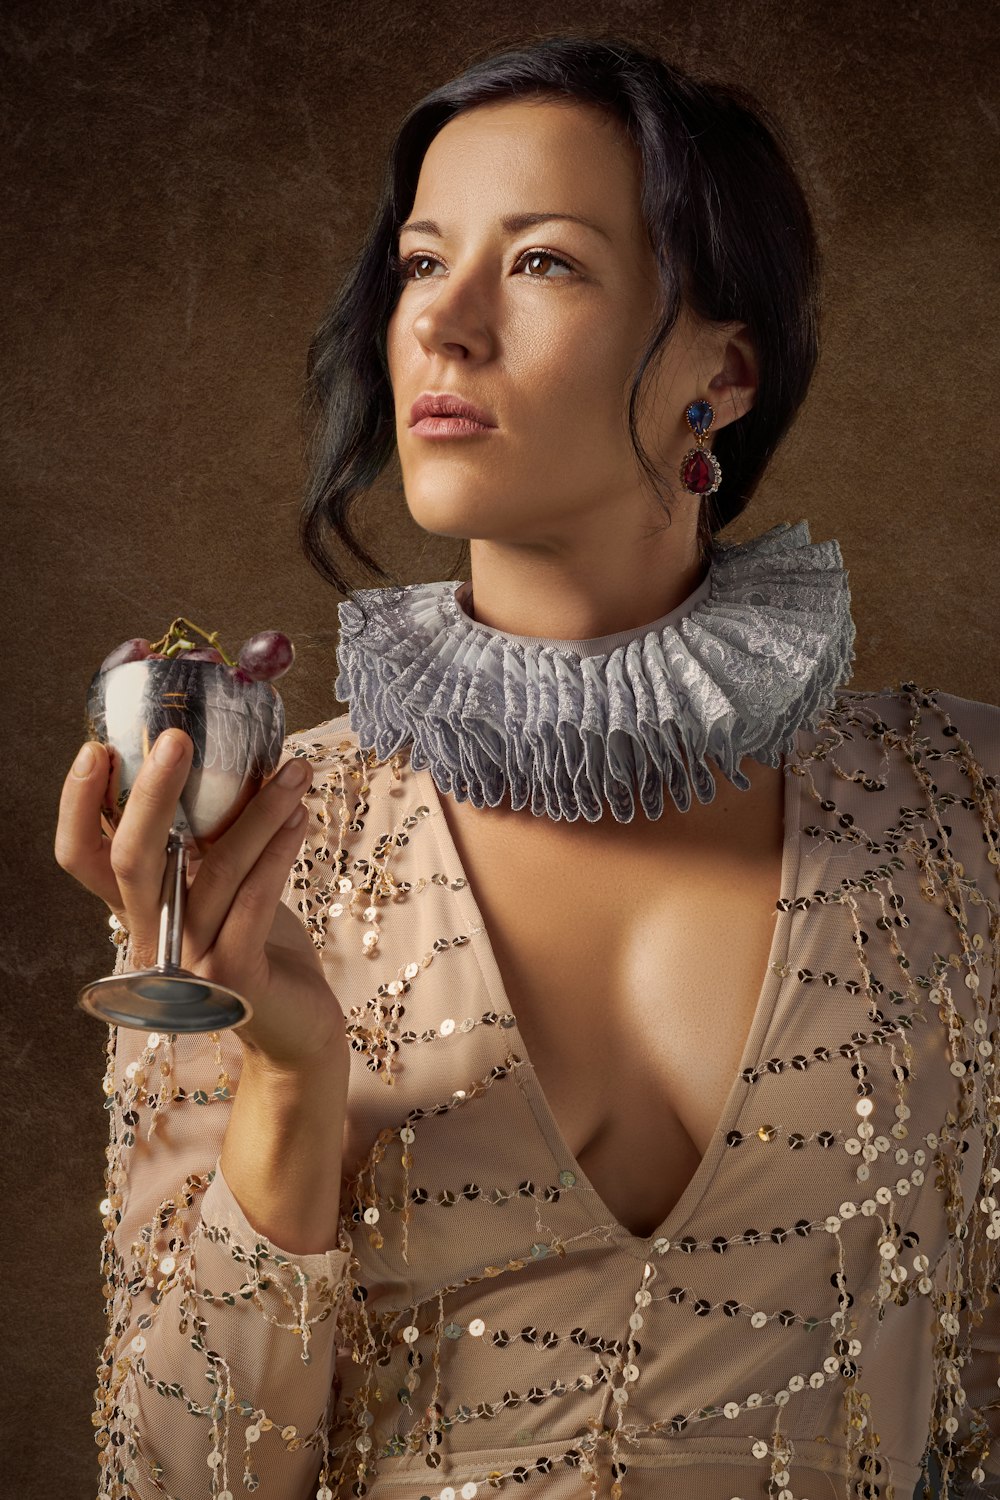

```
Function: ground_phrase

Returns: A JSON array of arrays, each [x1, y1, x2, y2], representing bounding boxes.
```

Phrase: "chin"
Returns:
[[402, 482, 523, 540]]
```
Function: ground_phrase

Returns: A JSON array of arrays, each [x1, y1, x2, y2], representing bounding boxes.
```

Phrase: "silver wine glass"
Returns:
[[76, 656, 286, 1032]]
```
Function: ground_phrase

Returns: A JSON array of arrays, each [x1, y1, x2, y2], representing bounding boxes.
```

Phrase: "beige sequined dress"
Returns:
[[94, 683, 1000, 1500]]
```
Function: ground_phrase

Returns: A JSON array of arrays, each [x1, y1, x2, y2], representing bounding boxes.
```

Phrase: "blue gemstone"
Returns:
[[686, 399, 714, 436]]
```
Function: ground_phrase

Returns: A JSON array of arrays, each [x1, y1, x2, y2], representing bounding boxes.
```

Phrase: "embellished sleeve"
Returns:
[[925, 694, 1000, 1496], [949, 1211, 1000, 1495], [91, 734, 358, 1500]]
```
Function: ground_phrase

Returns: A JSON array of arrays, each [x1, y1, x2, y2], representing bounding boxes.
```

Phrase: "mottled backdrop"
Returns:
[[2, 2, 997, 1494]]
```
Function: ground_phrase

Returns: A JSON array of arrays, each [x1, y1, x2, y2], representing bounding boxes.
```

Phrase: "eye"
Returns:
[[517, 250, 574, 279], [391, 252, 436, 282], [391, 248, 575, 282]]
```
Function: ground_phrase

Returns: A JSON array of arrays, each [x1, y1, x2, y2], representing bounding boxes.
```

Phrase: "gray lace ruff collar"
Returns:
[[334, 519, 857, 823]]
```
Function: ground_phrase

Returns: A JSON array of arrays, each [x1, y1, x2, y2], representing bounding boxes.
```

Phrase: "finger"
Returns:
[[210, 800, 309, 976], [182, 754, 312, 958], [108, 728, 194, 962], [55, 739, 127, 915]]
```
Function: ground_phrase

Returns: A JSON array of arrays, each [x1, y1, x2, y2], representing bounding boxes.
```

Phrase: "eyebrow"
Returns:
[[396, 211, 612, 244]]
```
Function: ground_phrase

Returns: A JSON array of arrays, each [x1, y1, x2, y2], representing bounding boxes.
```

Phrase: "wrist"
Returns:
[[238, 1033, 345, 1088]]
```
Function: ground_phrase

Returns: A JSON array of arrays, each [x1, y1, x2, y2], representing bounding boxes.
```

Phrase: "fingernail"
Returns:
[[278, 757, 310, 787], [72, 744, 95, 779], [154, 732, 185, 767]]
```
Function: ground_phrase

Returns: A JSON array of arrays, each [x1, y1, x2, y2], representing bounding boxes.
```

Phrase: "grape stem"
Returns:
[[149, 616, 237, 666]]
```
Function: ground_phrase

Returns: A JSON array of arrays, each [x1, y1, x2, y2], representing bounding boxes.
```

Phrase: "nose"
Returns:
[[410, 268, 495, 363]]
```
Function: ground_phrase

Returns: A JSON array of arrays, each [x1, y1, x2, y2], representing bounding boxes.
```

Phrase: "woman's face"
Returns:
[[386, 96, 745, 565]]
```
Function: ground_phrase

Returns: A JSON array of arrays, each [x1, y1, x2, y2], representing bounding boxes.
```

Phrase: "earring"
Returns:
[[679, 398, 722, 496]]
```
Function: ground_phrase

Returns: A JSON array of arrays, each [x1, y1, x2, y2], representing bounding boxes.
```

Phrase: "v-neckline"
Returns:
[[416, 740, 804, 1262]]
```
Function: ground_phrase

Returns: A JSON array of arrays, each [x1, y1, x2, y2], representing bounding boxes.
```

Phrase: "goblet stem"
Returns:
[[76, 820, 253, 1033], [158, 827, 189, 970]]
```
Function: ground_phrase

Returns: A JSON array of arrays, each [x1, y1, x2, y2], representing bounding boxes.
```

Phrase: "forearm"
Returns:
[[97, 1024, 352, 1499], [220, 1042, 345, 1256]]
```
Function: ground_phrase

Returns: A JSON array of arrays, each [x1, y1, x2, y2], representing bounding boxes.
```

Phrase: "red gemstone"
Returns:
[[681, 449, 715, 494]]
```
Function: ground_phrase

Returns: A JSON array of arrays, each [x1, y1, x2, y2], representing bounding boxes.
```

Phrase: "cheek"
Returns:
[[507, 311, 637, 442]]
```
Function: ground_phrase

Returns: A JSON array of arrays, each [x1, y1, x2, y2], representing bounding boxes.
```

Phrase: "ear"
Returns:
[[704, 323, 758, 431]]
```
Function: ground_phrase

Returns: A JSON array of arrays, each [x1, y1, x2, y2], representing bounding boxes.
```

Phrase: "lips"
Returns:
[[409, 392, 496, 427]]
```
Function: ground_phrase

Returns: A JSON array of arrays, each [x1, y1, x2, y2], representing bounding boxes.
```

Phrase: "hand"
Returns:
[[55, 729, 349, 1076]]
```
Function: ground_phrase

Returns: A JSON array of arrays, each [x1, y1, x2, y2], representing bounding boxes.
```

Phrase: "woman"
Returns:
[[55, 34, 1000, 1500]]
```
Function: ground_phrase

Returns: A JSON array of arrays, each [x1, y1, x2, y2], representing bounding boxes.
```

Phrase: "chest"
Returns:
[[435, 761, 790, 1239]]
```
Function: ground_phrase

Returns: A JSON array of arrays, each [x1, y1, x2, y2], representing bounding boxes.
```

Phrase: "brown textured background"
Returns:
[[3, 2, 998, 1494]]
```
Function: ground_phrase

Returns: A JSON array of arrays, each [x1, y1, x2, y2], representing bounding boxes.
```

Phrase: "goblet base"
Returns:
[[77, 968, 252, 1032]]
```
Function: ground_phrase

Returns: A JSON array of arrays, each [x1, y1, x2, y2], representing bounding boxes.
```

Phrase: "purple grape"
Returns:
[[100, 637, 152, 673], [236, 630, 295, 682], [179, 647, 225, 663]]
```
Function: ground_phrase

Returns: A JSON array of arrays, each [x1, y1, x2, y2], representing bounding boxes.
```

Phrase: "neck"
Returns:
[[458, 535, 710, 646], [454, 569, 713, 656]]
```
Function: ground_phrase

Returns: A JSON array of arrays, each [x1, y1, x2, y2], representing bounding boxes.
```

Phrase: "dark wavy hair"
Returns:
[[299, 32, 821, 629]]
